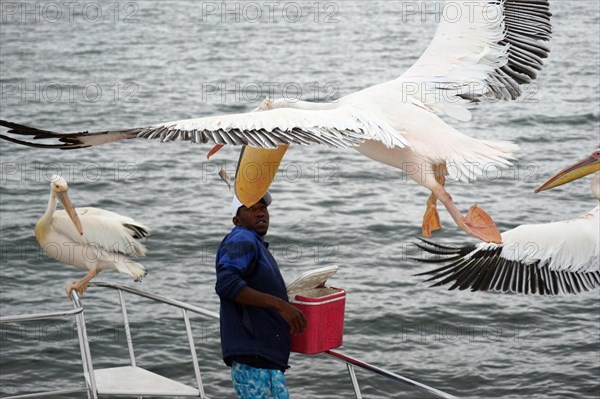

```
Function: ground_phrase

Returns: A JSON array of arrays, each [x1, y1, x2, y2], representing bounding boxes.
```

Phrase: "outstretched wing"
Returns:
[[397, 0, 552, 121], [414, 207, 600, 295], [0, 104, 408, 150]]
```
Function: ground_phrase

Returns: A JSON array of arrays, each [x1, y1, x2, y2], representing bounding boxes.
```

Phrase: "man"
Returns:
[[215, 192, 307, 399]]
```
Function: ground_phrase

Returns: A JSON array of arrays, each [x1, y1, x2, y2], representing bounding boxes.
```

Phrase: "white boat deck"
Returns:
[[88, 366, 200, 397]]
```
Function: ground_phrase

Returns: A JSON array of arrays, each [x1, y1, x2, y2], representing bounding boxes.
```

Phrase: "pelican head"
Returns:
[[534, 150, 600, 195], [51, 175, 84, 235]]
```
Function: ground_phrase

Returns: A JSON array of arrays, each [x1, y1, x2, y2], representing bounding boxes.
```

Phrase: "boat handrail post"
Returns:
[[0, 296, 92, 398], [182, 308, 205, 398], [117, 289, 137, 368], [346, 363, 362, 399], [323, 350, 459, 399], [71, 303, 91, 399], [71, 291, 98, 399]]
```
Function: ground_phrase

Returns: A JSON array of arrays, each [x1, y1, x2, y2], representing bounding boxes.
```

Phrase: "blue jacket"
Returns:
[[215, 226, 290, 369]]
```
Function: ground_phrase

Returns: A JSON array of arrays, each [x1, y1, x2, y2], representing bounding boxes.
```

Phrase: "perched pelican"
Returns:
[[415, 151, 600, 295], [36, 175, 150, 298], [0, 0, 553, 243]]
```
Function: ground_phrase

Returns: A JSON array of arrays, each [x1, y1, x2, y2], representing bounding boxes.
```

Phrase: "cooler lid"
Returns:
[[287, 265, 338, 294]]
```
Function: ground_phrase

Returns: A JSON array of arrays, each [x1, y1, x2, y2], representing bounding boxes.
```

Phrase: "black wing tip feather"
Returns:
[[480, 0, 553, 101], [416, 238, 600, 296], [412, 238, 480, 275], [0, 133, 78, 149], [0, 119, 141, 149], [0, 119, 61, 136], [1, 119, 82, 149], [415, 238, 478, 258], [124, 223, 151, 239]]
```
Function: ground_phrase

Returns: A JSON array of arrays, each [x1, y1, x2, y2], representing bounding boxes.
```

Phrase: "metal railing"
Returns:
[[0, 282, 458, 399], [92, 282, 458, 399], [323, 350, 458, 399], [0, 294, 90, 399], [89, 281, 216, 399]]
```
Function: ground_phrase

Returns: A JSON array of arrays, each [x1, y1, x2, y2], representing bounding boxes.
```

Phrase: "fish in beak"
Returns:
[[219, 167, 232, 190], [55, 190, 84, 235], [535, 151, 600, 193]]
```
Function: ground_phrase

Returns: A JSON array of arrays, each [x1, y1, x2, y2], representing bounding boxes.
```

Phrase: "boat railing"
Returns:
[[86, 281, 215, 399], [0, 281, 458, 399], [0, 295, 90, 398]]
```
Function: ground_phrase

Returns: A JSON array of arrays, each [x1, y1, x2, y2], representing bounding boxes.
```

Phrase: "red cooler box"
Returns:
[[287, 266, 345, 354]]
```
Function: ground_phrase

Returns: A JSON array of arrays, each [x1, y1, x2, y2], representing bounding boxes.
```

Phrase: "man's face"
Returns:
[[233, 199, 269, 236]]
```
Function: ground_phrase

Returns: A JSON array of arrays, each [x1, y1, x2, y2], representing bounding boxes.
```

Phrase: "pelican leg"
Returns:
[[66, 269, 100, 299], [430, 183, 502, 244], [422, 193, 442, 237], [422, 164, 446, 237]]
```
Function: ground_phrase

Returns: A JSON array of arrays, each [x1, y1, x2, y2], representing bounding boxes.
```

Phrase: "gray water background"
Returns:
[[0, 1, 599, 398]]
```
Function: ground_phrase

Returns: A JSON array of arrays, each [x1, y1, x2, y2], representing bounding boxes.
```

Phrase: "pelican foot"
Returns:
[[464, 205, 502, 244], [422, 205, 442, 238], [66, 281, 90, 300]]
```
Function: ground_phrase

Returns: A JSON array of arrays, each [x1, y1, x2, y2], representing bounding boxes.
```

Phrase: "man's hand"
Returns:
[[234, 287, 307, 334], [276, 301, 307, 334]]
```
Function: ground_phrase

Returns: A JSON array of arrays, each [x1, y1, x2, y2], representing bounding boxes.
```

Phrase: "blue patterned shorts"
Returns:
[[231, 361, 290, 399]]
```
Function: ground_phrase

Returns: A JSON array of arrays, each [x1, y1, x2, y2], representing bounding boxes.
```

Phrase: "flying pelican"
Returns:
[[0, 0, 552, 244], [37, 175, 150, 298], [415, 150, 600, 295]]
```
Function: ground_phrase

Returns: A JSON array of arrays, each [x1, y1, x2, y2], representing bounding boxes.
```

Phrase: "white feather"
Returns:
[[466, 205, 600, 274], [35, 179, 150, 283]]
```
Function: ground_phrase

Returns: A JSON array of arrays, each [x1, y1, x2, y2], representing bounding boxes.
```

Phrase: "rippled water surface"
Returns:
[[1, 1, 599, 398]]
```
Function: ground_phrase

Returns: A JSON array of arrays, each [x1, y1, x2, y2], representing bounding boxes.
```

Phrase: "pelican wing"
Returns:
[[0, 105, 408, 150], [415, 207, 600, 295], [397, 0, 551, 121], [52, 207, 150, 257]]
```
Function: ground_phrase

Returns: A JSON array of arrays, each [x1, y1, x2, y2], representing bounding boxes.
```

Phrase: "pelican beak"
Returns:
[[56, 191, 84, 235], [234, 144, 288, 207], [535, 153, 600, 193]]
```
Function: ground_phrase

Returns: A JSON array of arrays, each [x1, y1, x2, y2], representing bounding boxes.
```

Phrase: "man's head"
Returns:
[[231, 192, 272, 236]]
